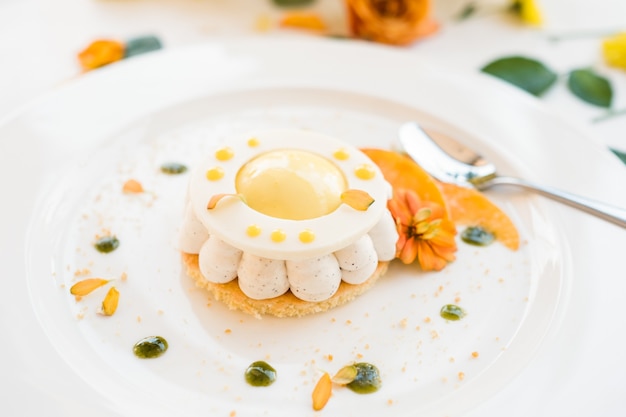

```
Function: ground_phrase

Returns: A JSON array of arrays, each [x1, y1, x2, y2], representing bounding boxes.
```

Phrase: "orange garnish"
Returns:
[[207, 194, 244, 210], [340, 189, 375, 211], [122, 179, 144, 194], [438, 182, 520, 250], [100, 287, 120, 316], [312, 372, 333, 411], [78, 39, 125, 71], [389, 188, 457, 270], [345, 0, 438, 46], [70, 278, 110, 296], [280, 12, 326, 32], [361, 149, 451, 220]]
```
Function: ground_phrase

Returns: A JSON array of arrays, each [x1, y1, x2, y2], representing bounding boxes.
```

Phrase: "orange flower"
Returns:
[[78, 39, 125, 71], [344, 0, 438, 46], [389, 188, 457, 271]]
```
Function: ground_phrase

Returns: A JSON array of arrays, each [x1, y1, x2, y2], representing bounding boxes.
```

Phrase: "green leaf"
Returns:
[[611, 148, 626, 166], [272, 0, 315, 7], [124, 35, 163, 58], [567, 68, 613, 108], [481, 56, 558, 96], [457, 3, 478, 21]]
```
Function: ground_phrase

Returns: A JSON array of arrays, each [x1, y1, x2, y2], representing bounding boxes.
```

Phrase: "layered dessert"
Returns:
[[178, 129, 398, 317]]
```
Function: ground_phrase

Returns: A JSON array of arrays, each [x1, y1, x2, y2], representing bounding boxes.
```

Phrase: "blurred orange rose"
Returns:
[[345, 0, 438, 46]]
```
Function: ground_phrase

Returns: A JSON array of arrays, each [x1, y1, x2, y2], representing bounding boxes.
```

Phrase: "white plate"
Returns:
[[1, 37, 625, 417]]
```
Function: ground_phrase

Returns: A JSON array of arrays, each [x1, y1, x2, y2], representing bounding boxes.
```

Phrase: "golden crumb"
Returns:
[[157, 309, 164, 315], [364, 344, 370, 350], [229, 410, 237, 417], [136, 316, 141, 323], [430, 330, 439, 339], [471, 351, 479, 358], [345, 319, 352, 325], [454, 296, 461, 303], [120, 272, 128, 281], [122, 179, 144, 194], [458, 372, 465, 381], [449, 357, 455, 363], [399, 318, 408, 328], [325, 354, 333, 362], [73, 268, 91, 277], [224, 329, 232, 334], [424, 317, 431, 323], [387, 399, 394, 406]]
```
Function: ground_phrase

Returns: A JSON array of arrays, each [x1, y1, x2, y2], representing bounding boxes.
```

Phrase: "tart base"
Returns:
[[182, 252, 389, 318]]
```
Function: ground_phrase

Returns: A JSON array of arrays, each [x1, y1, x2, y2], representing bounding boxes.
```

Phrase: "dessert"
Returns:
[[178, 129, 398, 318]]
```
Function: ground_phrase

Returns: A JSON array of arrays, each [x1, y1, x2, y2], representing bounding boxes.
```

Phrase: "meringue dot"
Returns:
[[333, 148, 350, 161], [270, 229, 286, 243], [299, 229, 315, 243], [215, 147, 234, 161], [247, 137, 260, 147], [354, 164, 376, 180], [206, 167, 224, 181], [246, 224, 262, 238]]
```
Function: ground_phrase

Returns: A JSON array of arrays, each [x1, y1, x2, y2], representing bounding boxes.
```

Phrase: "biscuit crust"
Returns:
[[182, 252, 389, 318]]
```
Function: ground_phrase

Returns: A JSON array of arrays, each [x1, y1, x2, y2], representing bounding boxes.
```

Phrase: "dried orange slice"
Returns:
[[438, 182, 519, 250], [361, 148, 450, 220]]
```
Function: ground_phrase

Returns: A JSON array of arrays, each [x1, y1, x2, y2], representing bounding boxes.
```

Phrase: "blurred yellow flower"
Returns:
[[511, 0, 542, 26], [602, 32, 626, 70]]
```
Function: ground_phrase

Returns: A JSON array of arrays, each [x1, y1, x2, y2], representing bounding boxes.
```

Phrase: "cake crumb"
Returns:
[[424, 317, 431, 323], [136, 316, 142, 323], [471, 351, 479, 358], [399, 318, 408, 328], [229, 411, 237, 417], [224, 329, 232, 334], [325, 354, 334, 362], [430, 330, 439, 339], [449, 357, 455, 363], [120, 272, 128, 281], [387, 399, 394, 406], [458, 372, 465, 381]]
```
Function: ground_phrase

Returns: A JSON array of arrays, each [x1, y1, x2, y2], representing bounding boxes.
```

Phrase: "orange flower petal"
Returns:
[[399, 238, 420, 264], [78, 39, 125, 71]]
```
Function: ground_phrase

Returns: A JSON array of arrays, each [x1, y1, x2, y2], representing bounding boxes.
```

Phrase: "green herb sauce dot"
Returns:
[[245, 361, 277, 387], [94, 235, 120, 253], [160, 162, 188, 175], [133, 336, 168, 359], [461, 226, 495, 246], [346, 362, 381, 394], [440, 304, 466, 321]]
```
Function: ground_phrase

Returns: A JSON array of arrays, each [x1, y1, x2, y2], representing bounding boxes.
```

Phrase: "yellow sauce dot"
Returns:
[[215, 147, 234, 161], [270, 229, 286, 243], [299, 229, 315, 243], [246, 224, 262, 237], [333, 148, 350, 161], [354, 164, 376, 180], [206, 167, 224, 181], [247, 137, 260, 147]]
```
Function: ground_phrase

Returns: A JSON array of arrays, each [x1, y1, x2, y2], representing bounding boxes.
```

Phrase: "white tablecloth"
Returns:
[[1, 0, 625, 153]]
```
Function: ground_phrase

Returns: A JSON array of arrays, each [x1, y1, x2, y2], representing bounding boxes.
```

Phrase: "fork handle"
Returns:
[[480, 176, 626, 229]]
